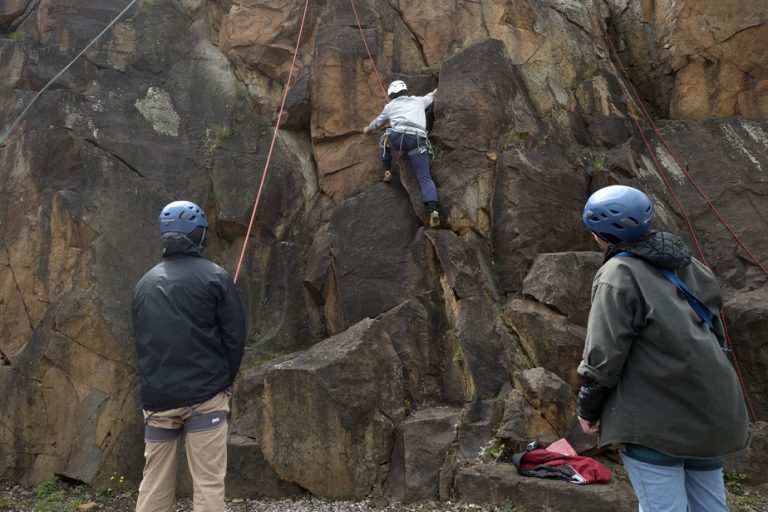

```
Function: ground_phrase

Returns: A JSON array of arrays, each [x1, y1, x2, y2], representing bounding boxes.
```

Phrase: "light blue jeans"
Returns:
[[621, 454, 728, 512]]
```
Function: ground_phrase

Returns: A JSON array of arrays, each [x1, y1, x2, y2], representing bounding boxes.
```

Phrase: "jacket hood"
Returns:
[[162, 233, 202, 258], [606, 231, 691, 270]]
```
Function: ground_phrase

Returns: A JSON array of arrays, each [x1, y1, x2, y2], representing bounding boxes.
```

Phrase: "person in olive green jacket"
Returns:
[[577, 185, 749, 512]]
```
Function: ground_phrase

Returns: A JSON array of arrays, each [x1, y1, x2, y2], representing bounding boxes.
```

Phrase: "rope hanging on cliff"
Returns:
[[232, 0, 311, 284], [349, 0, 389, 103], [584, 2, 758, 422], [601, 28, 768, 278], [585, 5, 767, 279], [0, 0, 138, 147]]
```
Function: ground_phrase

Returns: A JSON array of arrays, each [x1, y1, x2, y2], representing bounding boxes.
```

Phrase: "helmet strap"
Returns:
[[198, 227, 208, 251]]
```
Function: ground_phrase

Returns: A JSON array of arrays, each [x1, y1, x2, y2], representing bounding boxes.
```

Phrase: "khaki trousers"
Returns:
[[135, 391, 230, 512]]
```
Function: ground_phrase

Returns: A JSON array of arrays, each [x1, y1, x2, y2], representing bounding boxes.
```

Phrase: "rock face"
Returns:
[[606, 0, 768, 119], [259, 318, 404, 499], [1, 0, 767, 507]]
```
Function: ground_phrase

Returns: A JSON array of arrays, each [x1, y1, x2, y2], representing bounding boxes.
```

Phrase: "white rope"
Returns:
[[0, 0, 138, 146]]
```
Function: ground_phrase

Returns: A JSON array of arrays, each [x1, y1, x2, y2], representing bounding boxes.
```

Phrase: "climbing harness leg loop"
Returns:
[[185, 411, 228, 434]]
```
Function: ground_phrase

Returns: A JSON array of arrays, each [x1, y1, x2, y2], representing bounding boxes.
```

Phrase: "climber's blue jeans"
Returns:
[[621, 453, 727, 512], [381, 131, 438, 205]]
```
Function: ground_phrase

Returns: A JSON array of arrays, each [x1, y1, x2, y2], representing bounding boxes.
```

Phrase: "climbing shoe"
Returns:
[[383, 170, 393, 182], [429, 209, 440, 228]]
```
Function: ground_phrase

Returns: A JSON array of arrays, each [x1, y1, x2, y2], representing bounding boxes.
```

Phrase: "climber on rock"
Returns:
[[363, 80, 441, 228]]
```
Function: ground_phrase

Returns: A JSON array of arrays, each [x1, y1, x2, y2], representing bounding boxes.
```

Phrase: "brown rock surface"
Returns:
[[259, 318, 404, 499], [384, 407, 462, 502], [455, 462, 637, 511], [0, 0, 767, 507], [607, 0, 768, 118]]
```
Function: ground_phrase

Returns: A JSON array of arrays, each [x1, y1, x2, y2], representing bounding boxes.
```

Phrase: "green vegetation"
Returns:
[[31, 476, 85, 512], [489, 442, 505, 461], [591, 147, 607, 171], [451, 348, 464, 367], [493, 499, 518, 512], [614, 466, 629, 482], [247, 328, 262, 345], [725, 470, 748, 494], [724, 472, 768, 512], [239, 350, 288, 373], [235, 80, 249, 100], [418, 64, 439, 75], [209, 123, 233, 152], [727, 488, 768, 512], [252, 350, 285, 365], [9, 30, 26, 42]]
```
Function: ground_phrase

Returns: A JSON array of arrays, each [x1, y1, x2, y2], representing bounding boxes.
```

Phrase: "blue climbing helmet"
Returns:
[[582, 185, 654, 242], [159, 200, 208, 234]]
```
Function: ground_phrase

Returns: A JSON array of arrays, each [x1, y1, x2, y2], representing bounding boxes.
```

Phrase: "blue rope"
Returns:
[[615, 251, 727, 350]]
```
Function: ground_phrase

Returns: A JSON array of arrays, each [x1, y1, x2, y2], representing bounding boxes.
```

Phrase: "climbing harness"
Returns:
[[585, 0, 758, 420], [0, 0, 138, 146], [381, 127, 435, 162], [144, 409, 228, 442], [378, 131, 390, 159], [233, 0, 311, 284]]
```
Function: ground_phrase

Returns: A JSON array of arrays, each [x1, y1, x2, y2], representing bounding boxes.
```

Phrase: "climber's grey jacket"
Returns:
[[367, 91, 435, 134]]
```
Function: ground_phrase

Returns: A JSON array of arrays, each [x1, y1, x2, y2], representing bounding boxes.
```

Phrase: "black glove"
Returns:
[[577, 375, 611, 422]]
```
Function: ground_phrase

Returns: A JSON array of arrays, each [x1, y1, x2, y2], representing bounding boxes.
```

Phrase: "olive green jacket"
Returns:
[[578, 252, 750, 458]]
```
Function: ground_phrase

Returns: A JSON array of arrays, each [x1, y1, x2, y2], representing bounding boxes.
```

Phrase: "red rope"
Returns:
[[585, 2, 758, 422], [585, 7, 708, 263], [349, 0, 389, 102], [602, 28, 768, 277], [233, 0, 311, 284]]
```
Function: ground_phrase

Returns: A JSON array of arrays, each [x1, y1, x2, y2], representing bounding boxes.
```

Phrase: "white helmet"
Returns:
[[387, 80, 408, 98]]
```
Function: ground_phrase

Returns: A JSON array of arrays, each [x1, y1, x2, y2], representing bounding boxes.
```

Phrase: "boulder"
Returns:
[[497, 386, 558, 454], [522, 252, 604, 326], [427, 229, 500, 301], [377, 292, 445, 407], [431, 39, 541, 235], [724, 289, 768, 421], [513, 368, 575, 437], [384, 407, 462, 502], [505, 299, 585, 392], [259, 319, 404, 499], [455, 463, 637, 511], [325, 183, 427, 333], [452, 295, 516, 401], [455, 399, 505, 463], [727, 421, 768, 485], [492, 143, 594, 293]]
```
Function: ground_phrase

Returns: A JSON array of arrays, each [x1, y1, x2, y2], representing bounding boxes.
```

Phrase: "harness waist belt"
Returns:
[[389, 126, 428, 138]]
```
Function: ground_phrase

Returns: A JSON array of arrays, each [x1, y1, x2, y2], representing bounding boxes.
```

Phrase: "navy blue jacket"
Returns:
[[132, 235, 246, 410]]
